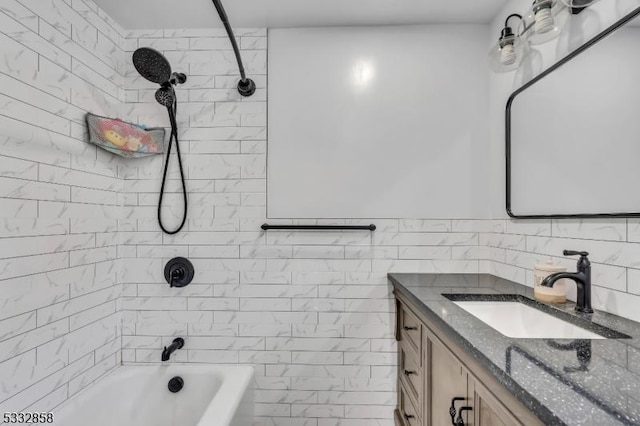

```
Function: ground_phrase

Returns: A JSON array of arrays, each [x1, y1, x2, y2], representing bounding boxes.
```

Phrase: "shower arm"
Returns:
[[211, 0, 256, 96]]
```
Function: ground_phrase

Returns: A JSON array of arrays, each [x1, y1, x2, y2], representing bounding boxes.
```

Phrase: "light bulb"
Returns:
[[500, 43, 516, 65], [534, 6, 554, 34], [521, 0, 568, 45], [488, 14, 528, 73]]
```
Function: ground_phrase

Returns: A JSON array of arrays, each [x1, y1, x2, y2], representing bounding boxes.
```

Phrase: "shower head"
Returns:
[[155, 87, 175, 107], [133, 48, 187, 107], [133, 47, 172, 85]]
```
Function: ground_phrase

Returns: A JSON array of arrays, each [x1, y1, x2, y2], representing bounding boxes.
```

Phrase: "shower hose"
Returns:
[[158, 94, 188, 235]]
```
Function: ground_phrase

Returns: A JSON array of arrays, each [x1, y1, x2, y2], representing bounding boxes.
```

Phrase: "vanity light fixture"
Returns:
[[489, 0, 601, 73], [488, 14, 529, 73], [520, 0, 569, 45]]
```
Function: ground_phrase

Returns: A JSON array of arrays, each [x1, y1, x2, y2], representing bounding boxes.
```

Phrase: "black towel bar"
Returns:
[[261, 224, 376, 231]]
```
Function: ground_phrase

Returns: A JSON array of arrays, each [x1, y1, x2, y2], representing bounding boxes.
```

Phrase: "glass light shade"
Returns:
[[520, 0, 570, 45], [488, 34, 529, 73], [559, 0, 601, 8]]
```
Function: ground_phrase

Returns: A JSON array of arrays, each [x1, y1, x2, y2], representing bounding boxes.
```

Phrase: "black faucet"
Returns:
[[540, 250, 593, 314], [162, 337, 185, 361]]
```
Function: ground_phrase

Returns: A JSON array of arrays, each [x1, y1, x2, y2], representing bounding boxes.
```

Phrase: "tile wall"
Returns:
[[485, 218, 640, 323], [0, 0, 125, 416], [2, 2, 640, 425], [119, 29, 485, 426]]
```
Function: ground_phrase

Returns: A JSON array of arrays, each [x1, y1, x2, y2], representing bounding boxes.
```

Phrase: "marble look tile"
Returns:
[[399, 219, 451, 232], [37, 287, 117, 327], [0, 233, 94, 259], [0, 12, 71, 70], [0, 253, 69, 281], [552, 218, 626, 241], [0, 312, 36, 341], [0, 0, 126, 411], [0, 319, 68, 361], [0, 31, 39, 80], [0, 1, 38, 31], [628, 268, 640, 295], [0, 156, 38, 180], [0, 350, 37, 402], [627, 219, 640, 243], [72, 0, 121, 46]]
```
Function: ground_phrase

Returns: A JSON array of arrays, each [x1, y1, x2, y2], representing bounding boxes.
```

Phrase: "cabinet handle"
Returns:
[[455, 406, 473, 426], [403, 369, 416, 376], [449, 397, 465, 425], [404, 413, 415, 421], [403, 326, 417, 331]]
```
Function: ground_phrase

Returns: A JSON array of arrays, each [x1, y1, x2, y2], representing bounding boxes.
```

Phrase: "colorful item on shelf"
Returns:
[[85, 113, 165, 158]]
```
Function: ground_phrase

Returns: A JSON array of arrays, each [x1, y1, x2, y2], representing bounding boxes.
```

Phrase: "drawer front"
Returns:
[[399, 380, 421, 426], [399, 341, 423, 417], [399, 303, 422, 355]]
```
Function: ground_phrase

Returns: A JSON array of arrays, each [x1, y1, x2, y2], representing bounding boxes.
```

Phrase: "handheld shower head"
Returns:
[[133, 48, 186, 107], [133, 47, 172, 85], [155, 87, 175, 108], [132, 47, 189, 235]]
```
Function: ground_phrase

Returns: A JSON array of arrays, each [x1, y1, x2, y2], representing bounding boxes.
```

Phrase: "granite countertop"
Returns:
[[389, 273, 640, 426]]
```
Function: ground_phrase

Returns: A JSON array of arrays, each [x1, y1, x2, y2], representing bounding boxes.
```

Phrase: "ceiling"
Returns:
[[94, 0, 508, 30]]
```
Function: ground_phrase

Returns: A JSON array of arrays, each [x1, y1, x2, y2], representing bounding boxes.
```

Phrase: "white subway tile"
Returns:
[[0, 176, 70, 201], [0, 156, 38, 180], [552, 219, 626, 241], [0, 233, 94, 259], [0, 350, 37, 402], [37, 287, 118, 327], [0, 1, 38, 31], [0, 312, 36, 341], [0, 319, 68, 361], [0, 12, 71, 70], [0, 218, 67, 237], [0, 252, 69, 281]]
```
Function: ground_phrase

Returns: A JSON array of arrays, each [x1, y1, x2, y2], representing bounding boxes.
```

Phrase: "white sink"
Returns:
[[453, 301, 605, 339]]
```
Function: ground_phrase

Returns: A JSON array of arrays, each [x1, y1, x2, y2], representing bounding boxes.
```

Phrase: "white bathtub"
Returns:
[[53, 364, 253, 426]]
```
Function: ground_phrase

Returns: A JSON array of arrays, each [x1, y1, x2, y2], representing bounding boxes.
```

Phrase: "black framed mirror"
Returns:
[[506, 7, 640, 219]]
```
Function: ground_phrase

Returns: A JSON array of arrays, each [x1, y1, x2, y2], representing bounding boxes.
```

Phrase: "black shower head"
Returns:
[[155, 87, 175, 107], [133, 47, 172, 85]]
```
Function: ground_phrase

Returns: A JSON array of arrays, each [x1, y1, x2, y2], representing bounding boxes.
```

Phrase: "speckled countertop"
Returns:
[[389, 273, 640, 426]]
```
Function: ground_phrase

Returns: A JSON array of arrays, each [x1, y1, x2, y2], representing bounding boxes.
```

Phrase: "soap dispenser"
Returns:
[[533, 260, 567, 303]]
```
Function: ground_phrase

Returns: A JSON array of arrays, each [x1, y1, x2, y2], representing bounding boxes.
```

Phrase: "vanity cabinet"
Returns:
[[430, 335, 469, 425], [394, 296, 543, 426]]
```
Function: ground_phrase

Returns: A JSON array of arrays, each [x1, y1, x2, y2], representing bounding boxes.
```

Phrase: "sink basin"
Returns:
[[451, 300, 605, 339]]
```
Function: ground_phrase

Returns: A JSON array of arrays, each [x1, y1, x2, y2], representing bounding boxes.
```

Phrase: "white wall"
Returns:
[[268, 26, 490, 219], [0, 0, 125, 415], [486, 0, 640, 322]]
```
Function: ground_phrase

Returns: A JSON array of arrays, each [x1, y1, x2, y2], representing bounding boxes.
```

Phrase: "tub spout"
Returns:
[[162, 338, 185, 361]]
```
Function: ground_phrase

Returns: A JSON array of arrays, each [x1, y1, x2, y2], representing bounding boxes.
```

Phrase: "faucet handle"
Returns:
[[563, 250, 589, 257]]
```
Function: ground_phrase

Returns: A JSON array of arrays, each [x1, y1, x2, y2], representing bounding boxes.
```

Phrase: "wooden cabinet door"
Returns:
[[471, 380, 522, 426], [429, 336, 470, 426]]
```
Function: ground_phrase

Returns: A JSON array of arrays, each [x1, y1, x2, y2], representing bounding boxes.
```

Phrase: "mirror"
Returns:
[[506, 8, 640, 218]]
